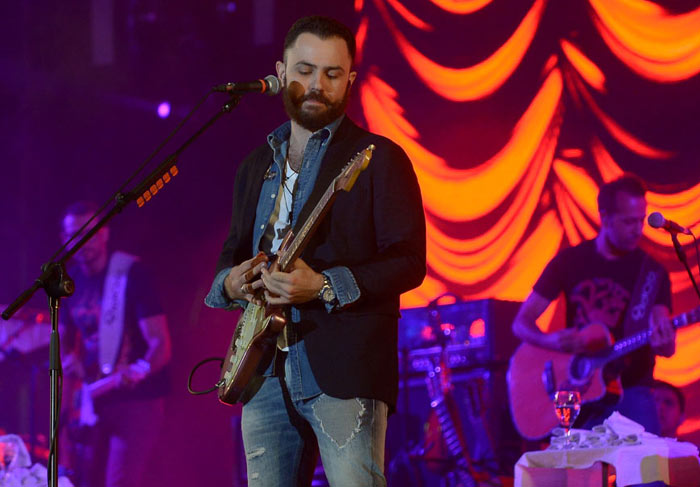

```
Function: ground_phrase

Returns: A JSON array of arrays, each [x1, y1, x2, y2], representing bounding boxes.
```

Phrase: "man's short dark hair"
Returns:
[[654, 379, 686, 414], [283, 16, 356, 64], [597, 174, 647, 215]]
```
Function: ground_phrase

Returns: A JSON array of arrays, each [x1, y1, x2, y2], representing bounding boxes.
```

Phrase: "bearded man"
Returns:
[[205, 15, 426, 487]]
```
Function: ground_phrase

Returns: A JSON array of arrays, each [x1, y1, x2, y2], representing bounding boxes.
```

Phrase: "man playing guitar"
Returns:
[[511, 175, 675, 435], [59, 201, 172, 487], [204, 15, 425, 486]]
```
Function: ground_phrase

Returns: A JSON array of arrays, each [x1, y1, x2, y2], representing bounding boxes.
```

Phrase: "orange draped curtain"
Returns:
[[353, 0, 700, 408]]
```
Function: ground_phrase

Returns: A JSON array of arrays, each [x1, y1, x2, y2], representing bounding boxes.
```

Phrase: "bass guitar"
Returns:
[[218, 144, 375, 405], [508, 306, 700, 439]]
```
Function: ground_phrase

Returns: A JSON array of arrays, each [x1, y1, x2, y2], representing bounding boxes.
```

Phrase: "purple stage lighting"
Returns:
[[157, 102, 171, 119]]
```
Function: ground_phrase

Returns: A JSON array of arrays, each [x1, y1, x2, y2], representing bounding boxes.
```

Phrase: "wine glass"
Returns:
[[553, 390, 581, 444]]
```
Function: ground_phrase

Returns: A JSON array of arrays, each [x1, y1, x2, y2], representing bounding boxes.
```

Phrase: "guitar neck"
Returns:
[[87, 374, 121, 399], [278, 184, 336, 271], [608, 307, 700, 362], [276, 145, 374, 272], [425, 366, 476, 486]]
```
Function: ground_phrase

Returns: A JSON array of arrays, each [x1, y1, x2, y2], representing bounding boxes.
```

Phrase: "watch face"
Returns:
[[322, 287, 335, 302]]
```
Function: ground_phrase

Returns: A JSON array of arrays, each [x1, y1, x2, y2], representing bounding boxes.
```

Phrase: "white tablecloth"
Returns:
[[515, 413, 700, 487]]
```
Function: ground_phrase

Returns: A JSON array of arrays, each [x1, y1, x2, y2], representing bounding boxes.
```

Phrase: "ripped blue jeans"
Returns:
[[241, 375, 388, 486]]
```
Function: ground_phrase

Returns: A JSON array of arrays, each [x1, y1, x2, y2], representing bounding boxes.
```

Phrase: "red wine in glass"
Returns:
[[554, 390, 581, 440]]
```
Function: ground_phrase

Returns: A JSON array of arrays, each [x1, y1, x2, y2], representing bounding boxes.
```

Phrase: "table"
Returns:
[[515, 435, 700, 487]]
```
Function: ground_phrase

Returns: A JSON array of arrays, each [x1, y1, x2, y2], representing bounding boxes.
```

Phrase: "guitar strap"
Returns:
[[622, 254, 665, 338], [98, 251, 139, 376]]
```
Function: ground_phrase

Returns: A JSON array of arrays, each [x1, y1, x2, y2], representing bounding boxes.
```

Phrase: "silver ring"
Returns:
[[240, 284, 247, 294]]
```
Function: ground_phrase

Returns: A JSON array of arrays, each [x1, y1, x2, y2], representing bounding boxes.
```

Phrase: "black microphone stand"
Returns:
[[1, 93, 242, 487], [671, 233, 700, 302]]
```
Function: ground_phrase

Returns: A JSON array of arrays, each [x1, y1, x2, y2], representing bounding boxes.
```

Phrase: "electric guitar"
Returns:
[[62, 359, 151, 432], [423, 349, 477, 487], [508, 306, 700, 439], [218, 144, 375, 405]]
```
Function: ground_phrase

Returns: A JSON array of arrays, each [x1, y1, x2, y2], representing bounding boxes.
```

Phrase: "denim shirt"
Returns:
[[205, 115, 361, 401]]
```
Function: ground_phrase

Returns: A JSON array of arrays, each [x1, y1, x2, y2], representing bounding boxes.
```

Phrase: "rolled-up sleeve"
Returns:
[[205, 267, 244, 311], [323, 266, 361, 311]]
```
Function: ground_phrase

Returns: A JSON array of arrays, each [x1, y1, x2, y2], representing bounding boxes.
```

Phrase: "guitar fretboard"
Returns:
[[609, 306, 700, 361], [279, 183, 335, 271], [277, 147, 372, 272]]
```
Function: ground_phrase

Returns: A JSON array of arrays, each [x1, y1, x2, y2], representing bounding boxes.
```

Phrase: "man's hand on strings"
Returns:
[[261, 257, 325, 305], [224, 252, 269, 305], [650, 304, 675, 357]]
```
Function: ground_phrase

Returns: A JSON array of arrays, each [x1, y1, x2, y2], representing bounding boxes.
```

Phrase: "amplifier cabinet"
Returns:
[[397, 298, 521, 368], [389, 299, 524, 485]]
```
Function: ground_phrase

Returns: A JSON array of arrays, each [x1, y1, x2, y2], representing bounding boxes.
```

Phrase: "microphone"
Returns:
[[647, 211, 692, 235], [212, 75, 281, 96]]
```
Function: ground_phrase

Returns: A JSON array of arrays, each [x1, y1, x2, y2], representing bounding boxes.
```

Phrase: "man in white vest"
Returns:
[[59, 201, 172, 487]]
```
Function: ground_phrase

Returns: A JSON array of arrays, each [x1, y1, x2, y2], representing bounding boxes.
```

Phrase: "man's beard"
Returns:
[[282, 80, 350, 132]]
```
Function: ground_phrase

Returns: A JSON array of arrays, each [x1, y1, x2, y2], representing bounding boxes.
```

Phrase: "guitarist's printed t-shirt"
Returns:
[[62, 256, 169, 403], [533, 239, 671, 388]]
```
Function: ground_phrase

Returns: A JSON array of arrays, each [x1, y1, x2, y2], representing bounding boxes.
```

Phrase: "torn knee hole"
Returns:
[[313, 397, 367, 448]]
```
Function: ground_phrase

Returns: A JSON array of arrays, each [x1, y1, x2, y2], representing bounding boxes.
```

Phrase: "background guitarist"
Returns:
[[204, 16, 426, 487], [59, 201, 172, 487], [512, 175, 675, 435]]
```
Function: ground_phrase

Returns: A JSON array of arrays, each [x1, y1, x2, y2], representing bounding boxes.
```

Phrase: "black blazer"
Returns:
[[214, 116, 426, 409]]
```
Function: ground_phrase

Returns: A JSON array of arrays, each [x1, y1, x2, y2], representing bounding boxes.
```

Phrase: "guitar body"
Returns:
[[508, 323, 612, 439], [508, 304, 700, 440], [218, 301, 286, 405]]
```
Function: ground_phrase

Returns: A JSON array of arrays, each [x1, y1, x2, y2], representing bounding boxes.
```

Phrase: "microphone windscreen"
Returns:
[[647, 211, 664, 229], [264, 75, 281, 95]]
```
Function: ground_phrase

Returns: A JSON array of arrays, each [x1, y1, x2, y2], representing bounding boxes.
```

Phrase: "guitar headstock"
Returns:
[[334, 144, 374, 192]]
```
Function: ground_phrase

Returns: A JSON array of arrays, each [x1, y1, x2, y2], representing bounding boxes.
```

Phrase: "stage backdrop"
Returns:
[[347, 0, 700, 440], [2, 1, 700, 484]]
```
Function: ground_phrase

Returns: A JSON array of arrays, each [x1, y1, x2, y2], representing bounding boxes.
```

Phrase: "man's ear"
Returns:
[[348, 71, 357, 86], [276, 61, 286, 83]]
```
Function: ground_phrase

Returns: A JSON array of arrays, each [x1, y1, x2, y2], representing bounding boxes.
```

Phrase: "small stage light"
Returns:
[[157, 101, 171, 119]]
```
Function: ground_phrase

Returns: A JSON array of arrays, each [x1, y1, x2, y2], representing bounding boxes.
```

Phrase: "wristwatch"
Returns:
[[318, 274, 337, 305]]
